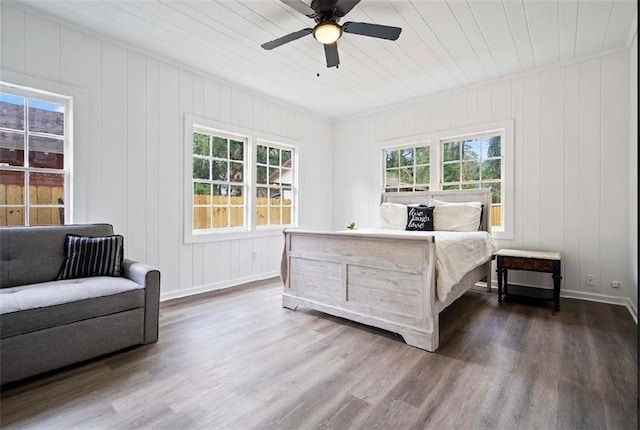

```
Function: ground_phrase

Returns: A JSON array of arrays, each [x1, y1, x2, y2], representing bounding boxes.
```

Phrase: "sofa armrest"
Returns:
[[123, 258, 160, 344]]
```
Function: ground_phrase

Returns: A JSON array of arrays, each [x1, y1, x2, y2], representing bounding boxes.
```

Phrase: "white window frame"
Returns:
[[0, 82, 73, 226], [255, 139, 297, 230], [183, 114, 299, 244], [379, 119, 514, 240], [382, 144, 431, 192]]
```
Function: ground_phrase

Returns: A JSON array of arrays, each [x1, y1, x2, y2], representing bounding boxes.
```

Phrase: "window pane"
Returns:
[[230, 185, 243, 199], [269, 167, 280, 184], [229, 162, 243, 182], [281, 188, 293, 205], [483, 182, 501, 203], [212, 137, 227, 158], [213, 185, 228, 205], [193, 133, 209, 156], [257, 166, 267, 184], [29, 135, 64, 169], [230, 208, 243, 228], [193, 158, 209, 179], [443, 162, 460, 183], [256, 205, 268, 226], [0, 170, 25, 206], [415, 166, 430, 184], [443, 142, 460, 162], [415, 146, 429, 164], [212, 160, 228, 181], [257, 145, 267, 164], [461, 161, 480, 181], [29, 172, 64, 202], [0, 93, 25, 131], [282, 205, 292, 224], [385, 169, 399, 187], [269, 206, 281, 225], [193, 182, 211, 205], [482, 159, 501, 180], [400, 167, 413, 186], [282, 150, 292, 165], [483, 136, 502, 158], [269, 187, 281, 199], [229, 140, 243, 161], [212, 207, 228, 228], [256, 186, 268, 198], [443, 184, 459, 190], [29, 208, 64, 226], [386, 150, 399, 168], [400, 148, 414, 167], [462, 140, 480, 160], [268, 148, 279, 166], [280, 168, 292, 186], [0, 130, 25, 166], [28, 99, 64, 135], [193, 207, 211, 230]]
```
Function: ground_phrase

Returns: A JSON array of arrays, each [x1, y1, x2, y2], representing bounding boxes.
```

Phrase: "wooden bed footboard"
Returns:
[[281, 189, 494, 352], [281, 229, 441, 351]]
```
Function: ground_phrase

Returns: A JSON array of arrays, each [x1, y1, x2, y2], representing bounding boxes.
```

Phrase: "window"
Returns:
[[440, 132, 503, 228], [384, 145, 430, 192], [381, 121, 512, 237], [0, 88, 69, 226], [256, 143, 294, 227], [185, 114, 298, 243], [192, 129, 246, 231]]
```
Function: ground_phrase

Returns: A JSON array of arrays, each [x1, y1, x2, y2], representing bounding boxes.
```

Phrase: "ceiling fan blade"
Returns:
[[334, 0, 361, 16], [280, 0, 316, 17], [261, 28, 313, 50], [342, 21, 402, 41], [324, 42, 340, 68]]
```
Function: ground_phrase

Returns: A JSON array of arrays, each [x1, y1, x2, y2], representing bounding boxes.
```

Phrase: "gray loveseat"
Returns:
[[0, 223, 160, 385]]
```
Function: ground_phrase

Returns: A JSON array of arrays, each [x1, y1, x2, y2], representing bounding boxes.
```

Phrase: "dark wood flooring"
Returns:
[[1, 282, 637, 429]]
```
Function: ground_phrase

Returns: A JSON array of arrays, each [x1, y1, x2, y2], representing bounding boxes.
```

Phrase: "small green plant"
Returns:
[[346, 221, 356, 230]]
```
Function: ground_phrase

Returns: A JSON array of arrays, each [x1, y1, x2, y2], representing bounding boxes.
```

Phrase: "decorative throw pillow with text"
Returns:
[[406, 205, 434, 231]]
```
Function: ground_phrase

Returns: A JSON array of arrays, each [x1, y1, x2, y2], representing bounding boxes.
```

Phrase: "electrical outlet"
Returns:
[[611, 281, 620, 288], [586, 274, 596, 287]]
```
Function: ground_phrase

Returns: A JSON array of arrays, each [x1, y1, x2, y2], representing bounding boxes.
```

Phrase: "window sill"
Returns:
[[185, 226, 288, 244]]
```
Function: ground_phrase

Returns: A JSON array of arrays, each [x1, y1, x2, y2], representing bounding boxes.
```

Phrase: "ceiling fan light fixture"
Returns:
[[313, 22, 342, 44]]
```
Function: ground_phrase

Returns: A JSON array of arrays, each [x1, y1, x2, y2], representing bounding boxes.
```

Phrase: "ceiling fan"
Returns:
[[261, 0, 402, 68]]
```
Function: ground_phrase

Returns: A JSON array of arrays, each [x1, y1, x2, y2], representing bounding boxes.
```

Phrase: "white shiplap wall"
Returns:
[[0, 3, 333, 300], [333, 50, 633, 307], [629, 31, 638, 315]]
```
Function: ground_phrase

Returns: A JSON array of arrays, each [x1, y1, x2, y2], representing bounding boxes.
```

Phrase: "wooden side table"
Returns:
[[495, 249, 562, 311]]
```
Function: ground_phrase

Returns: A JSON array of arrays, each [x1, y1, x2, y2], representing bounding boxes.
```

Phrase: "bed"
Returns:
[[280, 189, 497, 352]]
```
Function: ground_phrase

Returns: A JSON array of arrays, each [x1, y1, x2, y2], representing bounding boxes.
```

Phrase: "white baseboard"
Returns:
[[160, 271, 280, 301], [484, 281, 638, 324]]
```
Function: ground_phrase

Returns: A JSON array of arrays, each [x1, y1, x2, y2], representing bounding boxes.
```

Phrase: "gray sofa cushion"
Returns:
[[0, 224, 114, 288], [0, 277, 144, 338]]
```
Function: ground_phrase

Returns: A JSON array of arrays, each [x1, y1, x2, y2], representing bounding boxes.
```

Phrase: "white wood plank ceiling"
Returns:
[[15, 0, 638, 119]]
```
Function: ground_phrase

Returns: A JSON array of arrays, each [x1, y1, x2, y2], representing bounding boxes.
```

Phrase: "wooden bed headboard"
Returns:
[[381, 189, 493, 233]]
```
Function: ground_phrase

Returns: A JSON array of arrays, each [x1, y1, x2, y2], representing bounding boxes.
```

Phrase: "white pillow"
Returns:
[[379, 202, 407, 230], [429, 199, 482, 232]]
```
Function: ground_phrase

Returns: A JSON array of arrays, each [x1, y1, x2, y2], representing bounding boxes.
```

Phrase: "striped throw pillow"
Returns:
[[57, 234, 124, 280]]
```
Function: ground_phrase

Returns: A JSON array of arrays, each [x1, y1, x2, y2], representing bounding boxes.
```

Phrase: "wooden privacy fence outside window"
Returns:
[[0, 184, 64, 226], [0, 186, 501, 229], [193, 195, 292, 229]]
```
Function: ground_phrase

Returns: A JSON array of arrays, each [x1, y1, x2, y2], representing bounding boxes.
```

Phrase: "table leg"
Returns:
[[552, 275, 561, 311], [503, 269, 509, 298], [497, 265, 503, 302]]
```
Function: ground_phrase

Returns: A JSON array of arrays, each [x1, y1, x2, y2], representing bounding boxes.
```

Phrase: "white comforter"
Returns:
[[344, 229, 497, 303]]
